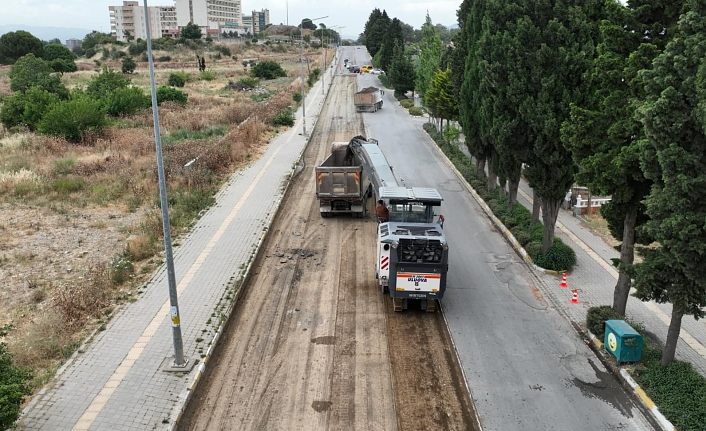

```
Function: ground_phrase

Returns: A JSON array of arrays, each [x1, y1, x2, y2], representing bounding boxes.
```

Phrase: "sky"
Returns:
[[0, 0, 460, 40]]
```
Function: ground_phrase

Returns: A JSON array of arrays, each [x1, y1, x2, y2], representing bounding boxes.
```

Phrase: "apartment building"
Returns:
[[109, 1, 178, 42], [251, 9, 270, 35], [175, 0, 242, 33]]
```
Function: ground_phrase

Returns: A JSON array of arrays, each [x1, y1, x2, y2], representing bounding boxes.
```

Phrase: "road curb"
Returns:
[[169, 67, 336, 430], [585, 331, 678, 431]]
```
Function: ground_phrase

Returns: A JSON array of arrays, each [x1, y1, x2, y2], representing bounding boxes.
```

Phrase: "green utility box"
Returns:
[[604, 320, 643, 362]]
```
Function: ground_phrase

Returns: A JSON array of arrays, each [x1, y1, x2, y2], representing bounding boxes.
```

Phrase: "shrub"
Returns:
[[408, 106, 423, 116], [156, 86, 187, 106], [400, 99, 414, 109], [586, 306, 623, 339], [250, 60, 286, 80], [38, 96, 107, 142], [9, 53, 69, 98], [157, 55, 171, 62], [168, 73, 186, 87], [84, 47, 96, 58], [237, 76, 260, 89], [200, 70, 216, 81], [272, 107, 294, 127], [525, 241, 542, 259], [121, 57, 137, 74], [128, 40, 147, 56], [512, 229, 532, 246], [307, 67, 321, 87], [22, 87, 61, 130], [0, 93, 28, 129], [534, 238, 577, 271], [292, 92, 302, 103], [0, 325, 33, 430], [52, 176, 85, 193], [86, 67, 130, 99], [214, 45, 231, 56], [104, 87, 151, 117], [632, 344, 706, 431]]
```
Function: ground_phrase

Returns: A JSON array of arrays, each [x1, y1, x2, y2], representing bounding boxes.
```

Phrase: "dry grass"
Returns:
[[0, 43, 313, 389], [582, 213, 621, 249]]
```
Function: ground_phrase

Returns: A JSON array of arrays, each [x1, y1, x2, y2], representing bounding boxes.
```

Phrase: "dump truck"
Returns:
[[354, 87, 384, 112], [314, 137, 378, 218], [352, 137, 449, 312]]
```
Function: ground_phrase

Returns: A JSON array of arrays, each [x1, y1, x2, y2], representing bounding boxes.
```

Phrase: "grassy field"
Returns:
[[0, 39, 325, 390]]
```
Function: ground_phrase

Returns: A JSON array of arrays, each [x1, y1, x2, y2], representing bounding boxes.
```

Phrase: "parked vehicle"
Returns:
[[361, 65, 373, 73], [370, 68, 385, 75], [353, 87, 384, 112]]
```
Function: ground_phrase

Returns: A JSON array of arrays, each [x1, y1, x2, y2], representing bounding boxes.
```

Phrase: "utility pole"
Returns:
[[142, 0, 190, 370]]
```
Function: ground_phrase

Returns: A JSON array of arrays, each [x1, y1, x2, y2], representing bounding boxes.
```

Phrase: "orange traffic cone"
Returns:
[[559, 273, 568, 288], [570, 289, 579, 304]]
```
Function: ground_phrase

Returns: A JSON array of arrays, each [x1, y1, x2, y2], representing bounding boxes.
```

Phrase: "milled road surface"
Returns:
[[178, 70, 476, 430]]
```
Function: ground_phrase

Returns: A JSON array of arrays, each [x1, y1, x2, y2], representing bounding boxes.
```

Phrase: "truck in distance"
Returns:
[[354, 87, 384, 113]]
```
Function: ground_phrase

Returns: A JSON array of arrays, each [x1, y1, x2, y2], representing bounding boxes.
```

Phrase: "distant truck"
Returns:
[[354, 87, 384, 113], [314, 137, 376, 218]]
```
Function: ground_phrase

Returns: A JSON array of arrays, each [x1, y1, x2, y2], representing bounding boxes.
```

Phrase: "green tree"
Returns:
[[364, 9, 390, 57], [9, 53, 69, 98], [86, 67, 131, 99], [416, 13, 443, 98], [425, 68, 457, 130], [399, 21, 420, 44], [509, 0, 603, 252], [43, 44, 75, 62], [0, 326, 32, 429], [449, 0, 473, 98], [250, 60, 287, 79], [388, 39, 416, 95], [634, 1, 706, 367], [181, 22, 203, 40], [22, 87, 61, 130], [38, 95, 107, 141], [561, 0, 682, 315], [378, 18, 403, 72], [81, 31, 113, 50], [121, 57, 137, 74], [50, 58, 78, 75], [0, 30, 44, 64], [123, 30, 135, 42], [300, 19, 317, 30]]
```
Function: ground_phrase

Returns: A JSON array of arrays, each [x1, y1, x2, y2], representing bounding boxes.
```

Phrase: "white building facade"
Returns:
[[175, 0, 242, 35], [110, 1, 178, 42]]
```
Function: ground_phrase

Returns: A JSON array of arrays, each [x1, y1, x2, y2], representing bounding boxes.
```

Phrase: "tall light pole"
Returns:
[[300, 15, 328, 136], [142, 0, 188, 369]]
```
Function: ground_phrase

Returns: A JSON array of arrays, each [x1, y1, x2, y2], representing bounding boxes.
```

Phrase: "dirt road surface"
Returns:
[[177, 74, 478, 431]]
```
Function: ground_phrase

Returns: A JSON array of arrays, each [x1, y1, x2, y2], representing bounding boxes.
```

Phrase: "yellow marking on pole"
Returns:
[[72, 120, 305, 430], [517, 188, 706, 361]]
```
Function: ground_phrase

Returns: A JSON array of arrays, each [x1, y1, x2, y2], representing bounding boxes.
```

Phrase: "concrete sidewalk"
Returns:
[[18, 55, 338, 431], [514, 180, 706, 378]]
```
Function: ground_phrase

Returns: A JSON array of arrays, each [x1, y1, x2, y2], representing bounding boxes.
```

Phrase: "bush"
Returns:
[[214, 45, 231, 56], [86, 67, 130, 99], [250, 60, 287, 80], [128, 40, 147, 56], [0, 325, 33, 430], [292, 92, 302, 103], [586, 306, 623, 339], [84, 47, 97, 58], [38, 96, 107, 142], [168, 73, 186, 87], [121, 57, 137, 74], [307, 68, 321, 87], [9, 53, 69, 98], [200, 70, 216, 81], [22, 87, 61, 130], [512, 229, 532, 246], [534, 238, 577, 271], [632, 343, 706, 431], [408, 106, 423, 116], [156, 86, 187, 106], [157, 55, 171, 62], [0, 93, 27, 129], [400, 99, 414, 109], [103, 87, 151, 117], [525, 241, 542, 259], [237, 76, 260, 89], [272, 107, 294, 127]]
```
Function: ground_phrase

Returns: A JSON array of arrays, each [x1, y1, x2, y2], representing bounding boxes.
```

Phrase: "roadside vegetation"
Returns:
[[0, 29, 325, 425], [588, 306, 706, 430]]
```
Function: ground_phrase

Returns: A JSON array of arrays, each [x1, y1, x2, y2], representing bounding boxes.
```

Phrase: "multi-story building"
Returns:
[[251, 9, 269, 35], [109, 1, 178, 42], [241, 15, 252, 34], [65, 38, 82, 49], [110, 0, 246, 40], [175, 0, 242, 36]]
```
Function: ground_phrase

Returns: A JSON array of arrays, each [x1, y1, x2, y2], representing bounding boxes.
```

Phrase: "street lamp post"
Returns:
[[300, 15, 328, 136]]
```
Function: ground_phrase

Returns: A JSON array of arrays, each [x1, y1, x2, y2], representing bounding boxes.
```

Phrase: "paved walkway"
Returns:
[[516, 179, 706, 378], [18, 55, 339, 431]]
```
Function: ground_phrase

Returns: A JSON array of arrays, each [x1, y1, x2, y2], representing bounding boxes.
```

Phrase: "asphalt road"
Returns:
[[343, 46, 657, 431]]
